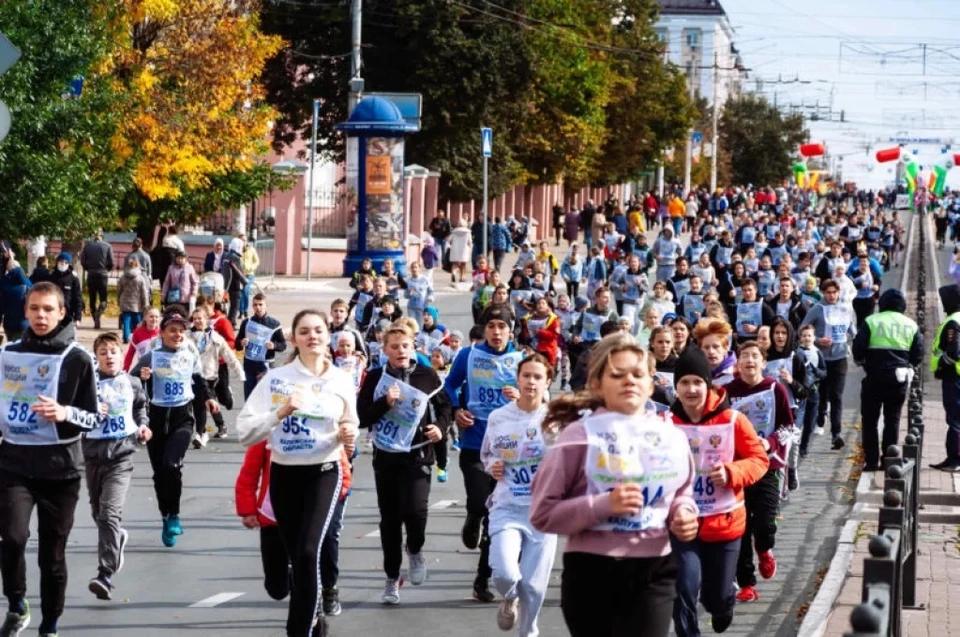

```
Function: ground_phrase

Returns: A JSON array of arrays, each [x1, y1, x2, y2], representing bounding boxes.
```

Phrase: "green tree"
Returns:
[[0, 1, 131, 242], [720, 93, 807, 187], [594, 0, 694, 187]]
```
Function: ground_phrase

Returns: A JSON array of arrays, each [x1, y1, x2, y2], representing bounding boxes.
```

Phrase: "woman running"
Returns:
[[530, 333, 700, 637], [482, 353, 557, 636], [237, 310, 358, 637]]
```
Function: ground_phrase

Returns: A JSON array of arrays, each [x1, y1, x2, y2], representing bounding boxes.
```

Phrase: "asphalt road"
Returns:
[[20, 231, 904, 636]]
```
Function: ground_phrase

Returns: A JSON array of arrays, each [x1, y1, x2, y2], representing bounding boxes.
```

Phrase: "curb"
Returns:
[[796, 519, 860, 637], [797, 210, 920, 637]]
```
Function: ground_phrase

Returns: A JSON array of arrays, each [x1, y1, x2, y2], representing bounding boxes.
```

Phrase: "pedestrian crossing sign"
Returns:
[[482, 127, 493, 158]]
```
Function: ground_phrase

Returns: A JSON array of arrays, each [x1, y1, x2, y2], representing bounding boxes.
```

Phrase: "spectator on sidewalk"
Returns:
[[429, 210, 452, 262], [80, 229, 115, 329]]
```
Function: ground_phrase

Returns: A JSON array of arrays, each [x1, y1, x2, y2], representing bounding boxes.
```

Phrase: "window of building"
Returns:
[[684, 28, 700, 50]]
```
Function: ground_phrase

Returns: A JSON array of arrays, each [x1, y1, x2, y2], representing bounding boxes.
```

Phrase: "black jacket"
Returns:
[[0, 323, 99, 480], [29, 266, 51, 285], [764, 294, 808, 331], [129, 346, 211, 433], [50, 267, 84, 324], [236, 314, 287, 371], [357, 363, 452, 468], [80, 239, 115, 274], [221, 250, 247, 292], [83, 373, 149, 462]]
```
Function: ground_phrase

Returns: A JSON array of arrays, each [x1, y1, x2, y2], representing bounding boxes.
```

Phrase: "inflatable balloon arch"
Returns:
[[874, 144, 954, 201], [793, 142, 826, 190]]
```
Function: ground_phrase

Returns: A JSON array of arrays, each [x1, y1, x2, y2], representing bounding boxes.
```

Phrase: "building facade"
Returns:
[[655, 0, 747, 105]]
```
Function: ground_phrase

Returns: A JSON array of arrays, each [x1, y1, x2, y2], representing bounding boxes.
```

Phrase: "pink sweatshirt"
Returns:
[[529, 408, 698, 559]]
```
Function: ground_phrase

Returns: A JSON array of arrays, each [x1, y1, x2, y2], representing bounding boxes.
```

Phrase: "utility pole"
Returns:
[[710, 51, 720, 192], [348, 0, 364, 111], [683, 73, 694, 195], [306, 99, 319, 281]]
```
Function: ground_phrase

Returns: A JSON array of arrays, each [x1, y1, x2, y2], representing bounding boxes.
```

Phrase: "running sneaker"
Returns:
[[436, 467, 447, 483], [381, 578, 401, 605], [472, 578, 495, 603], [321, 587, 341, 616], [161, 517, 176, 547], [831, 436, 845, 450], [497, 597, 519, 631], [88, 575, 113, 601], [735, 585, 759, 602], [192, 432, 209, 449], [758, 550, 777, 579], [117, 528, 129, 572], [214, 425, 228, 439], [815, 426, 825, 436], [407, 550, 427, 585], [168, 515, 183, 536], [451, 440, 461, 452], [461, 514, 482, 550], [0, 601, 29, 637]]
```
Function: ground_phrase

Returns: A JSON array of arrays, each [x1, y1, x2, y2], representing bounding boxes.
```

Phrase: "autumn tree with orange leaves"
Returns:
[[0, 0, 284, 241]]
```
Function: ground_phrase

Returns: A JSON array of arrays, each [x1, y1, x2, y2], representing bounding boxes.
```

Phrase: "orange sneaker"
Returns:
[[736, 585, 759, 602]]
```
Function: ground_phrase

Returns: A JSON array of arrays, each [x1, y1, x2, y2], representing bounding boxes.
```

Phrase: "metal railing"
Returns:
[[844, 207, 928, 637]]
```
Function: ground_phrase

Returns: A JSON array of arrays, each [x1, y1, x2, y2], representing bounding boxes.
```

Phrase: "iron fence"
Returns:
[[303, 186, 353, 239], [844, 209, 927, 637]]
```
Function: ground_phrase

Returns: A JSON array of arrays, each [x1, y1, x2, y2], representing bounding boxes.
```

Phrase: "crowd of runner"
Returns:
[[0, 182, 929, 637]]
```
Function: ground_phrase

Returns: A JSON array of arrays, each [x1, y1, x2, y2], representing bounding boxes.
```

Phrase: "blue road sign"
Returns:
[[692, 131, 703, 144], [482, 127, 493, 158]]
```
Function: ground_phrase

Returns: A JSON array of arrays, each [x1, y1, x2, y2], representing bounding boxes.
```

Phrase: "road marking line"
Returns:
[[430, 500, 459, 509], [189, 592, 245, 608], [366, 529, 381, 538]]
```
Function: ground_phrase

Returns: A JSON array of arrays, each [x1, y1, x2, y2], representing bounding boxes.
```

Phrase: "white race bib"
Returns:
[[674, 422, 740, 515]]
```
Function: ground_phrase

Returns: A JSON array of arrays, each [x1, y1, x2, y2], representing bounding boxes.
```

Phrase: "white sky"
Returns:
[[721, 0, 960, 188]]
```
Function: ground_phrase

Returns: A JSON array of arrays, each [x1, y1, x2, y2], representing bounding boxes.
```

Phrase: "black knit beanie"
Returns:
[[673, 347, 713, 388]]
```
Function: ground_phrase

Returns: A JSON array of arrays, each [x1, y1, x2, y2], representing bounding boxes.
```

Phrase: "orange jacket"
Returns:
[[670, 387, 769, 543], [235, 440, 353, 527], [668, 197, 686, 218]]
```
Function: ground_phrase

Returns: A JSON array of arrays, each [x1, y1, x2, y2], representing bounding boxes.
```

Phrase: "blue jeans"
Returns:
[[799, 390, 819, 452], [120, 311, 141, 343], [239, 275, 254, 315], [942, 378, 960, 464], [672, 216, 683, 235], [671, 534, 741, 636]]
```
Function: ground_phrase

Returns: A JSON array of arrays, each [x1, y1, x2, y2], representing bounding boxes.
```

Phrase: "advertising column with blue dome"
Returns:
[[337, 96, 418, 277]]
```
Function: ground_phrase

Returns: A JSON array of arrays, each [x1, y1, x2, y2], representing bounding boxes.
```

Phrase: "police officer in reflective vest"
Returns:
[[852, 289, 922, 471], [930, 284, 960, 472]]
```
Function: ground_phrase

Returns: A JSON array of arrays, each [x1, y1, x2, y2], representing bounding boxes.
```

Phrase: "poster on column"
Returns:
[[365, 137, 405, 250], [346, 137, 360, 251]]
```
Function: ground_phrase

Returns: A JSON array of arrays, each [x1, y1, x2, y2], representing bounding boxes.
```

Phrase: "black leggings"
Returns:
[[270, 461, 342, 637], [146, 408, 194, 517], [737, 469, 780, 587], [193, 381, 225, 435], [561, 551, 677, 637], [566, 281, 579, 299], [374, 459, 432, 580]]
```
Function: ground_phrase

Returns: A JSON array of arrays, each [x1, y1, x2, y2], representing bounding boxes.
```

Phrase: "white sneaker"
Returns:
[[117, 528, 129, 573], [497, 597, 519, 631], [197, 432, 209, 448], [381, 578, 401, 605], [408, 550, 427, 585], [815, 426, 825, 436]]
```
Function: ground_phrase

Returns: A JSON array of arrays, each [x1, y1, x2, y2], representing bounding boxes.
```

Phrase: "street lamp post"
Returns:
[[307, 99, 319, 281]]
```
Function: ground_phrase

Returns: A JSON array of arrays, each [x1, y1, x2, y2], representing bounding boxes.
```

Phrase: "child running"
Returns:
[[725, 341, 794, 602], [668, 347, 769, 636], [357, 320, 452, 604], [85, 332, 152, 600], [530, 333, 699, 637], [130, 306, 219, 547], [482, 353, 557, 636]]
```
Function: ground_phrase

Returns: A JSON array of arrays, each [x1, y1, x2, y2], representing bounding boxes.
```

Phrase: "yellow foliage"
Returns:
[[104, 0, 285, 200]]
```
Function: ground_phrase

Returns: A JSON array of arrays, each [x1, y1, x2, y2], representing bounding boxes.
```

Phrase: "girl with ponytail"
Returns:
[[530, 333, 700, 637]]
